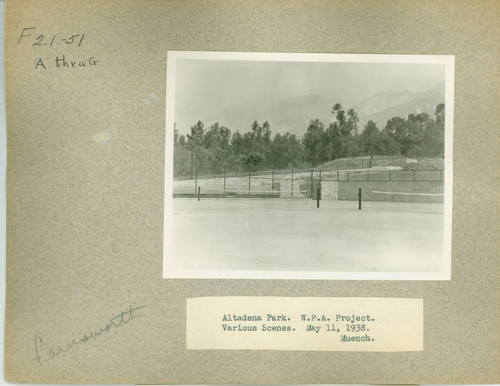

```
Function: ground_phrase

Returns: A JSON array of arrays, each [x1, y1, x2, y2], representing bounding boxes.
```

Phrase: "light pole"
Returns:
[[190, 145, 194, 180]]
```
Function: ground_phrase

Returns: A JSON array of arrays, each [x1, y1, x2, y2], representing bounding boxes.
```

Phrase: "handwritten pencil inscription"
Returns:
[[35, 54, 99, 70], [16, 27, 100, 70], [18, 27, 86, 47], [33, 305, 146, 365]]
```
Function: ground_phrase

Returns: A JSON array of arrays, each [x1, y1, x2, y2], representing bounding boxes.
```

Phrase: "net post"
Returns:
[[317, 187, 320, 208], [358, 188, 362, 210], [198, 186, 201, 201]]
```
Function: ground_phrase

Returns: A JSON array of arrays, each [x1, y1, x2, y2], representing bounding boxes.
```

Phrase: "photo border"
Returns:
[[163, 51, 454, 281]]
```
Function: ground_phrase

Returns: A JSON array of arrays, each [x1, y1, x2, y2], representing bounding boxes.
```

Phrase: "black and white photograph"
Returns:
[[164, 51, 454, 280]]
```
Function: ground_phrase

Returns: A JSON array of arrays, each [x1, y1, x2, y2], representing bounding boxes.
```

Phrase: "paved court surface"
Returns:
[[169, 198, 445, 274]]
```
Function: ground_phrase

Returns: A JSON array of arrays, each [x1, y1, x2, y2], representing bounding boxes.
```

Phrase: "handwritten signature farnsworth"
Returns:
[[32, 305, 146, 365]]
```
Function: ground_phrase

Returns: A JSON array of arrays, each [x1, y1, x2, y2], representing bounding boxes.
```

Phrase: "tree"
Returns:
[[406, 113, 431, 158], [435, 103, 445, 127], [331, 103, 360, 158], [174, 102, 446, 179], [262, 121, 272, 161], [244, 152, 264, 168], [378, 129, 399, 155], [203, 122, 230, 150], [332, 103, 345, 126], [385, 116, 409, 156], [231, 130, 244, 155], [323, 122, 341, 161], [187, 121, 205, 146], [203, 122, 220, 149], [360, 120, 381, 161], [219, 125, 231, 150], [420, 104, 445, 157], [302, 119, 326, 165], [271, 132, 304, 167], [263, 121, 271, 142], [285, 133, 304, 166], [345, 109, 360, 135], [174, 127, 179, 145], [383, 108, 444, 158]]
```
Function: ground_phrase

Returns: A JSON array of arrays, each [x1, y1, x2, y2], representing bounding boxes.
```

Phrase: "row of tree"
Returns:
[[174, 103, 445, 176]]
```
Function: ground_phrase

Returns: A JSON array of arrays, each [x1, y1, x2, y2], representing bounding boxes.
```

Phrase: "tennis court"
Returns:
[[170, 198, 445, 273]]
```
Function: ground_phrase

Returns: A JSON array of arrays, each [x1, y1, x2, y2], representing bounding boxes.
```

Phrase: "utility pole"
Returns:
[[190, 145, 194, 180]]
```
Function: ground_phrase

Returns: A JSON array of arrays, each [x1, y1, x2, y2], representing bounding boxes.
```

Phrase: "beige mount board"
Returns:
[[4, 0, 499, 384]]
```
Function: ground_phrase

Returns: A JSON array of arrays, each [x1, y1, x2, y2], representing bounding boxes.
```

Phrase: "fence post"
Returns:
[[337, 170, 339, 181], [358, 188, 362, 210], [223, 167, 226, 197], [317, 187, 320, 208], [248, 168, 251, 192], [198, 186, 201, 201], [291, 167, 294, 198]]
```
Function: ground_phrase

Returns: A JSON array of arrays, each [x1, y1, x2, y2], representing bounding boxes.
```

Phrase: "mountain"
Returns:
[[352, 81, 445, 129], [201, 94, 340, 136], [178, 81, 445, 137]]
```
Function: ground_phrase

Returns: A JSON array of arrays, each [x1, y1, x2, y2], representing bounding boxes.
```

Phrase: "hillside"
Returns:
[[317, 156, 444, 171], [353, 81, 445, 128]]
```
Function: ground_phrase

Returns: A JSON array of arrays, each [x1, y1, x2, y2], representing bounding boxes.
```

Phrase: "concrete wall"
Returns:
[[322, 181, 338, 200], [338, 181, 444, 203]]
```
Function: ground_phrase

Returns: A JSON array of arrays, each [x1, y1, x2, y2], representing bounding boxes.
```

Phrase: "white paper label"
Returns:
[[186, 297, 423, 352]]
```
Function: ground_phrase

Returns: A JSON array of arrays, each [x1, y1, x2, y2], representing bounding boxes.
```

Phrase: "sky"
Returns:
[[173, 57, 445, 135]]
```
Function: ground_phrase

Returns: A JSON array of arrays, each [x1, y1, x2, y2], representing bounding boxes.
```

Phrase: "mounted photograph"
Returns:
[[163, 51, 454, 280]]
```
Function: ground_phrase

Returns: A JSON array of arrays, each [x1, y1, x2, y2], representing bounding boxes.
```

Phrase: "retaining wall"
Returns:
[[322, 181, 338, 200]]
